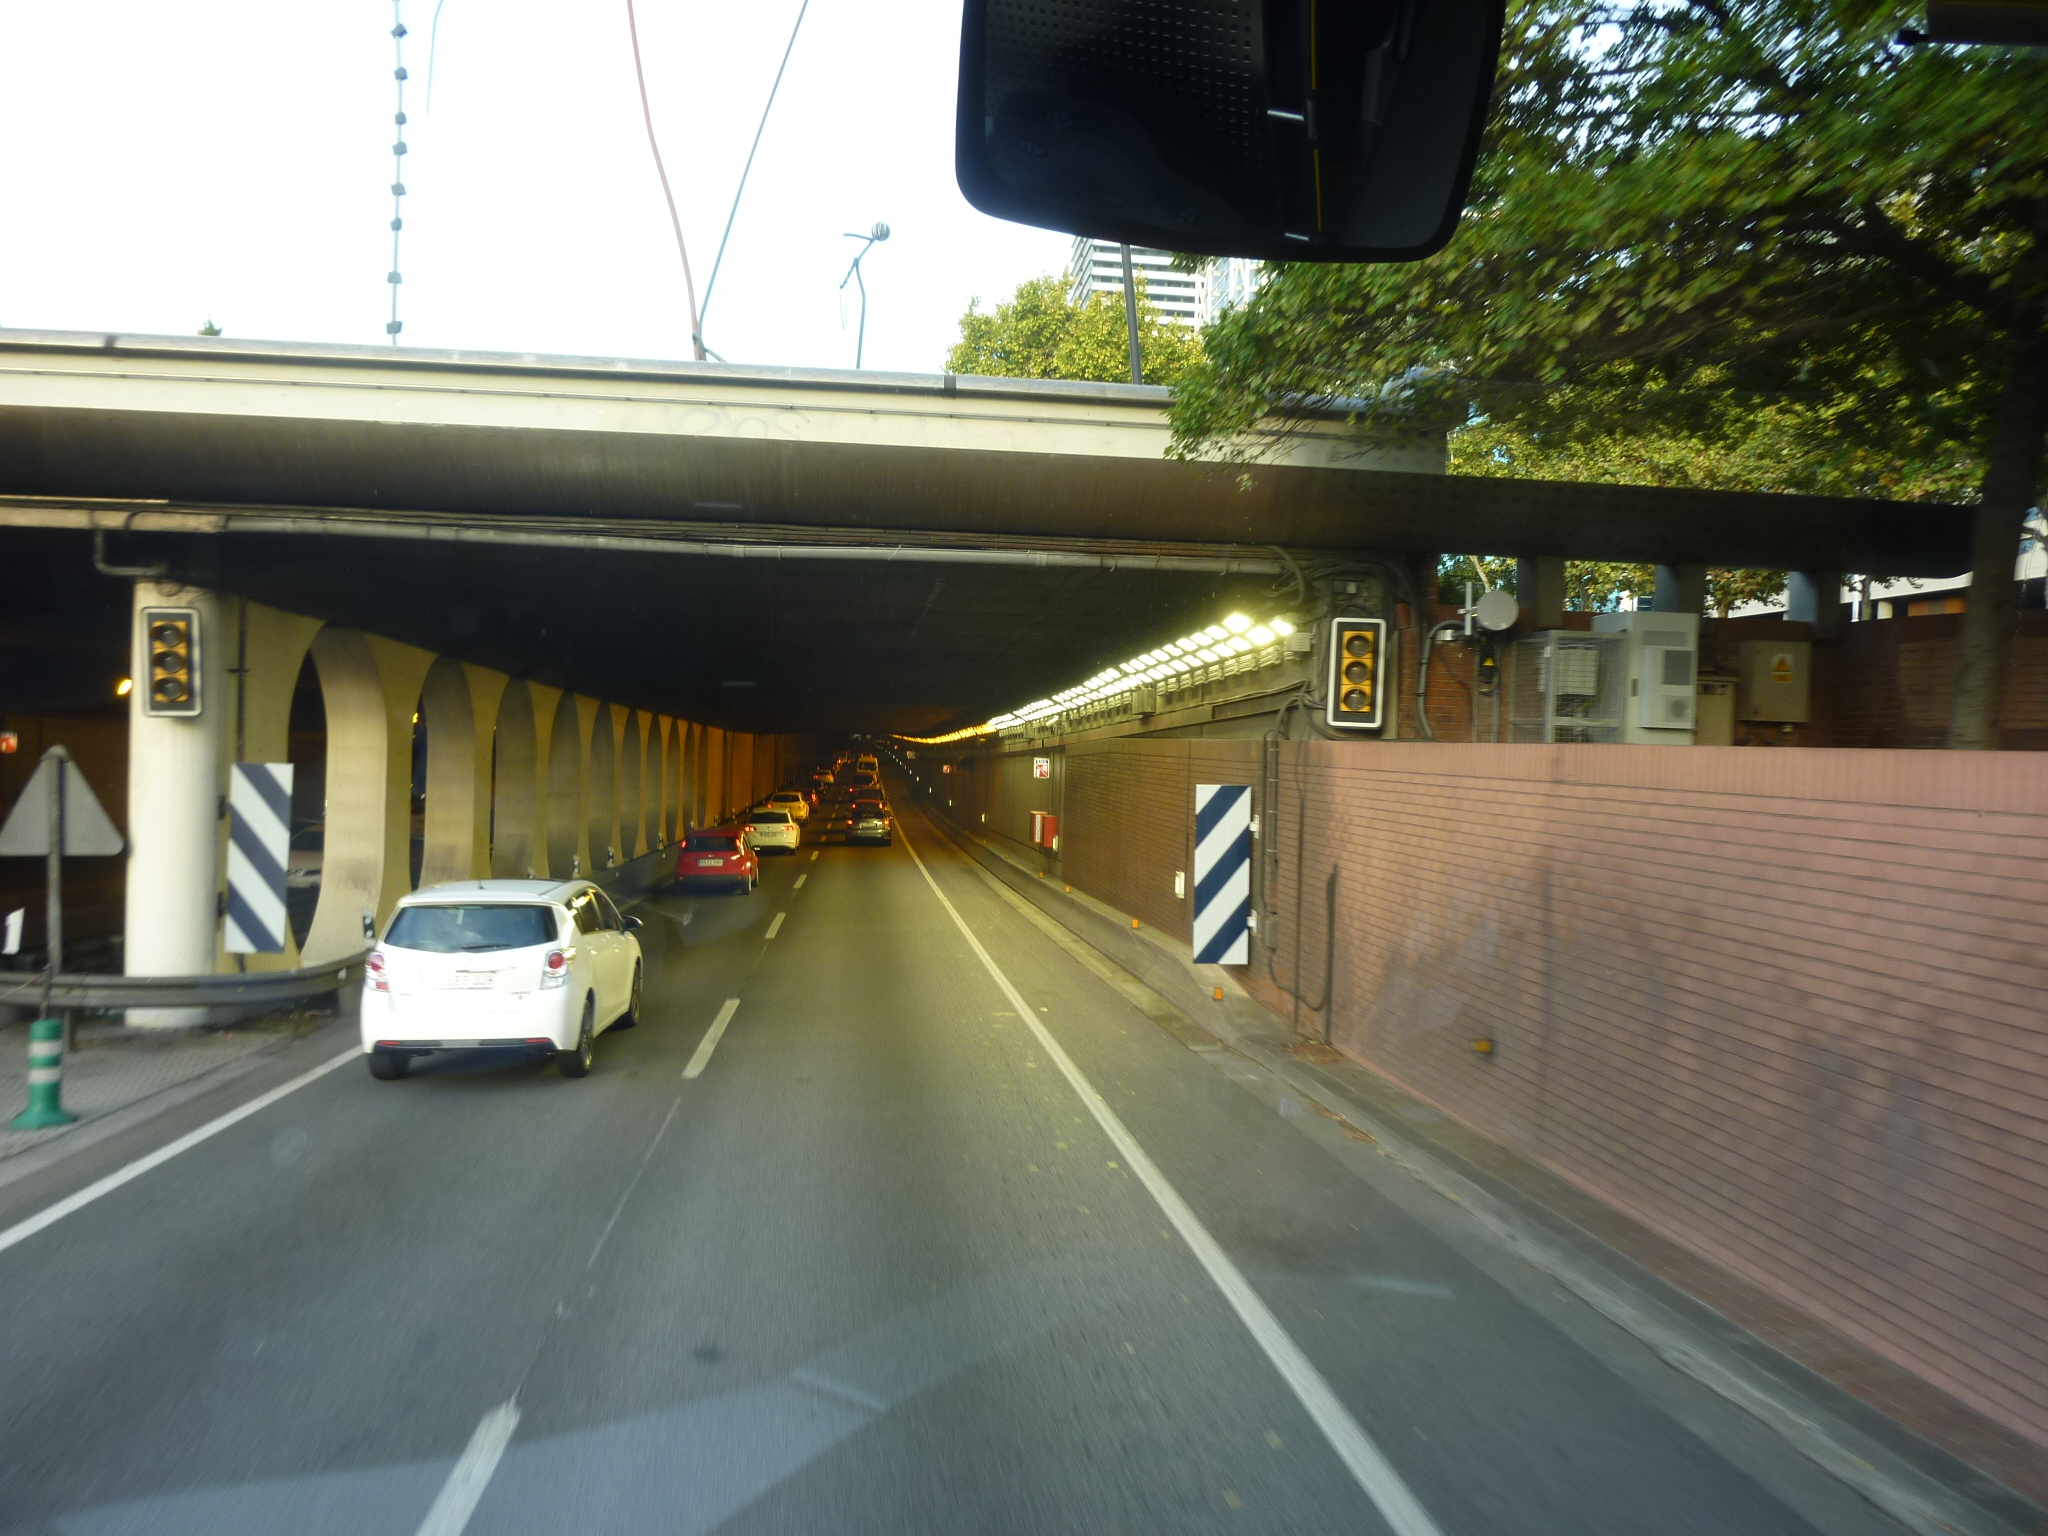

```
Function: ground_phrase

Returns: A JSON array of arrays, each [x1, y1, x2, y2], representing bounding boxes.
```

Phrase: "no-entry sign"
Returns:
[[1032, 757, 1051, 779]]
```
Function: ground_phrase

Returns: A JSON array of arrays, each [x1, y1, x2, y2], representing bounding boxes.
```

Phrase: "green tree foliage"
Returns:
[[1435, 555, 1785, 615], [1169, 0, 2045, 741], [947, 274, 1206, 386]]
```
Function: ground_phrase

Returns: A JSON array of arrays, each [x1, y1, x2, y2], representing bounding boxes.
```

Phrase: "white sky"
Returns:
[[0, 0, 1072, 373]]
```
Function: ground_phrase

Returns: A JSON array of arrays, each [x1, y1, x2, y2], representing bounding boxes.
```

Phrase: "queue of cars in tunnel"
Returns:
[[363, 750, 892, 1081]]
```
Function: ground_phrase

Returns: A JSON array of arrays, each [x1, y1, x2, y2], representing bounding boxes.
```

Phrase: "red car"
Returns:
[[676, 828, 758, 893]]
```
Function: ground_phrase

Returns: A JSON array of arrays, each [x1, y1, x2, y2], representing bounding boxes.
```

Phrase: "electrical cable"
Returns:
[[695, 0, 810, 358], [624, 0, 703, 360], [425, 0, 449, 112]]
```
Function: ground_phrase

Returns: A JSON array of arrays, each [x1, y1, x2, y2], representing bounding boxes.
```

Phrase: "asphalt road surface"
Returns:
[[0, 788, 1915, 1536]]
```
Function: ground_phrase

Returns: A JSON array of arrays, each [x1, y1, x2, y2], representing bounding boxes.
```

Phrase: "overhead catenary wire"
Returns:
[[624, 0, 704, 361], [695, 0, 810, 359]]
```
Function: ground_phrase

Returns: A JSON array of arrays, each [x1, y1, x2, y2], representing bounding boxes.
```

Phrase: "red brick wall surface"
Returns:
[[1252, 741, 2048, 1451]]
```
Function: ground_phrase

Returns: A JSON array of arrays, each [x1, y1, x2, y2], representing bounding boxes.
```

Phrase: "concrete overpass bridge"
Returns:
[[0, 327, 1971, 980]]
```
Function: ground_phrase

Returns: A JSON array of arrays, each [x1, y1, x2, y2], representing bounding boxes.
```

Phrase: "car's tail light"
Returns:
[[366, 951, 389, 992], [541, 948, 572, 989]]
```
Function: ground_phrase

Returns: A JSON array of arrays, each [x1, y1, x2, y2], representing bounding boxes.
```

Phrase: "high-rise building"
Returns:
[[1067, 238, 1260, 329]]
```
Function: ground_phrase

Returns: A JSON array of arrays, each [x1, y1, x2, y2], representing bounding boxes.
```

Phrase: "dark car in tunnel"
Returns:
[[846, 799, 893, 845]]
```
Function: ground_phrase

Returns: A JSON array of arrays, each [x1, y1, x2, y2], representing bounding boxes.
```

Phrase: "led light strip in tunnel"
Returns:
[[904, 611, 1297, 744]]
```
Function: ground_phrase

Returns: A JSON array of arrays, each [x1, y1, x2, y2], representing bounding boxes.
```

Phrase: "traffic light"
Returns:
[[1325, 617, 1386, 731], [141, 607, 203, 717]]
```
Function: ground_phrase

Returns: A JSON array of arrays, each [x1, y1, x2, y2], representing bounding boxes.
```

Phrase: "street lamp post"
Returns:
[[840, 223, 890, 369]]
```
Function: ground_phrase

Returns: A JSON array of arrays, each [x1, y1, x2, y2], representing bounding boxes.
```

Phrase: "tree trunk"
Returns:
[[1948, 330, 2048, 749]]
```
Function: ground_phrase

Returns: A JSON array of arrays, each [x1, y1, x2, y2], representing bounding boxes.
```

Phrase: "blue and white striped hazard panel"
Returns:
[[226, 762, 294, 954], [1192, 783, 1252, 965]]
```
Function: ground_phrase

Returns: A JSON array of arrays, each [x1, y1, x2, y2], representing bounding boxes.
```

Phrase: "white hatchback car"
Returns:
[[766, 789, 810, 822], [362, 880, 643, 1081], [743, 808, 802, 854]]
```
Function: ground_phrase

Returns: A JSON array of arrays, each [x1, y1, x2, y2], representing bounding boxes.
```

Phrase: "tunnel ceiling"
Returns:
[[199, 534, 1286, 735]]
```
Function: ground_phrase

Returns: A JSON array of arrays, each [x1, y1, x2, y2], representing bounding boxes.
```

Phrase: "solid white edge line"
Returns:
[[765, 912, 786, 939], [412, 1398, 521, 1536], [0, 1046, 360, 1260], [682, 998, 742, 1080], [896, 824, 1445, 1536]]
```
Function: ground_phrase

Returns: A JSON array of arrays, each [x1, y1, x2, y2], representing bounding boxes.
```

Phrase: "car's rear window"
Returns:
[[384, 904, 556, 953], [752, 811, 790, 824], [686, 834, 740, 851]]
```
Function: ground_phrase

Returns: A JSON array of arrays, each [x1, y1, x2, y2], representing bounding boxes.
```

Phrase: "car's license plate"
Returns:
[[445, 971, 496, 990]]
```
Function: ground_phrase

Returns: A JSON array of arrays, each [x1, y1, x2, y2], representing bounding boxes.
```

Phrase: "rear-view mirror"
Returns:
[[955, 0, 1505, 263]]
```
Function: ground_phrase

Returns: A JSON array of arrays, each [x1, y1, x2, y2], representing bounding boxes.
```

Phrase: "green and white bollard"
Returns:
[[11, 1016, 77, 1130]]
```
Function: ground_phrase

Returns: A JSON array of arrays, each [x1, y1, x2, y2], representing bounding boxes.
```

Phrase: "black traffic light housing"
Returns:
[[142, 607, 203, 717], [1325, 616, 1386, 731]]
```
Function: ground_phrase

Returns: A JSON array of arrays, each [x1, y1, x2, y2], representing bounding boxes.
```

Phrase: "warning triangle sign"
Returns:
[[0, 750, 125, 857]]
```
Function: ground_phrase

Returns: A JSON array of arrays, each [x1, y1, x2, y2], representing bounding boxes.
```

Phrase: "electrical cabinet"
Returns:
[[1737, 640, 1811, 722], [1592, 611, 1700, 744]]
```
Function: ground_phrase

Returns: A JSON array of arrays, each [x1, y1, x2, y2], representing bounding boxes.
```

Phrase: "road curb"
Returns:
[[920, 804, 2048, 1536]]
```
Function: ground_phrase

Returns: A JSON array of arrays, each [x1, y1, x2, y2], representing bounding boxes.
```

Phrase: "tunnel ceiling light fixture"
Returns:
[[953, 608, 1305, 740]]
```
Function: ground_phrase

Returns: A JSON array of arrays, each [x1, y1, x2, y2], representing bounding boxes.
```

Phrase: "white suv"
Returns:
[[767, 789, 811, 822], [362, 880, 643, 1081]]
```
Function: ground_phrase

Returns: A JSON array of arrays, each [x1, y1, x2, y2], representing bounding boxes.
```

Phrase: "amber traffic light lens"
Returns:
[[152, 649, 185, 673], [1344, 660, 1372, 684]]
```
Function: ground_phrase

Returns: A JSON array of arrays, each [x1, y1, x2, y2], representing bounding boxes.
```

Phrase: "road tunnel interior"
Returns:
[[5, 527, 1293, 739]]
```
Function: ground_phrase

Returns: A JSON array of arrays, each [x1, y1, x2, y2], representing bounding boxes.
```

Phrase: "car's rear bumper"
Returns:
[[681, 873, 752, 888], [363, 1038, 561, 1058]]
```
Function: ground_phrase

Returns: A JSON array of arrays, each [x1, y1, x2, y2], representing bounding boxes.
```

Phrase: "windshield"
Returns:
[[7, 14, 2039, 1536], [383, 904, 556, 953]]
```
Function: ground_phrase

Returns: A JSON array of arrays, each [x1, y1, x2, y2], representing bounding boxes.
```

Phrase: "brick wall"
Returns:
[[952, 729, 2048, 1452], [1251, 741, 2048, 1452]]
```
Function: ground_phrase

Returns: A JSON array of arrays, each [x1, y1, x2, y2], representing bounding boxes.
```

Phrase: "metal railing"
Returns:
[[0, 954, 365, 1012]]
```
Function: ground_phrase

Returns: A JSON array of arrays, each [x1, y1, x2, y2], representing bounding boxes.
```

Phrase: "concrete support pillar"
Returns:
[[462, 664, 508, 878], [656, 718, 677, 846], [704, 726, 725, 824], [692, 723, 709, 828], [1787, 570, 1846, 641], [588, 703, 619, 870], [491, 680, 542, 878], [544, 691, 585, 878], [298, 630, 433, 964], [1518, 555, 1566, 629], [416, 657, 477, 888], [123, 581, 226, 1024], [618, 710, 644, 860], [217, 600, 324, 973], [1652, 563, 1707, 614]]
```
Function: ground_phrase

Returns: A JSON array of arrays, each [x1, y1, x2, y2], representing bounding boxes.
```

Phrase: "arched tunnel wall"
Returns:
[[85, 590, 783, 1008]]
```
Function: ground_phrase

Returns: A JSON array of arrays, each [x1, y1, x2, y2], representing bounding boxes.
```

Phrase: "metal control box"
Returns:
[[1592, 611, 1700, 744], [1738, 640, 1811, 722]]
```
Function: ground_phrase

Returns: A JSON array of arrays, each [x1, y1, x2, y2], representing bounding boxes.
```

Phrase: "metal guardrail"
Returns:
[[0, 954, 366, 1011]]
